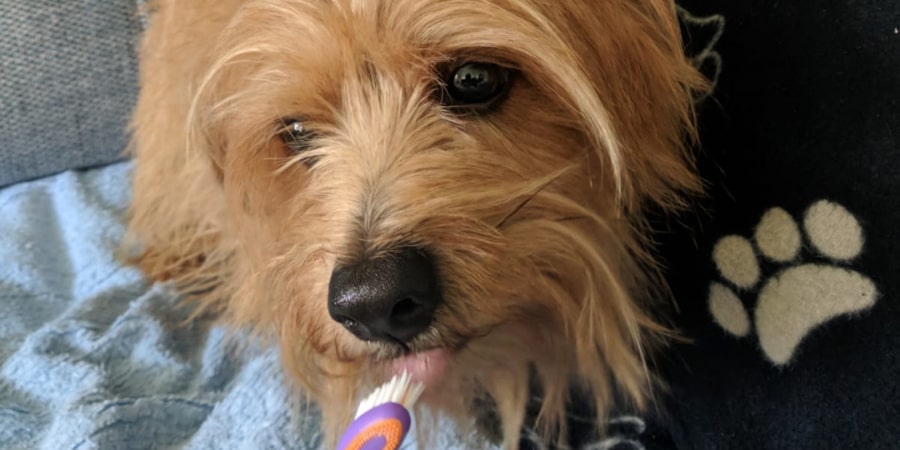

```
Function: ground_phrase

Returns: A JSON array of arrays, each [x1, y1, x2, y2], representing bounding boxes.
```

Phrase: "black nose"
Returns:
[[328, 247, 441, 343]]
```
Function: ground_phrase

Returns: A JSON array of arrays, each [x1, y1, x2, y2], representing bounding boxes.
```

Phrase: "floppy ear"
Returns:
[[557, 0, 708, 212], [125, 0, 234, 291], [184, 57, 235, 185]]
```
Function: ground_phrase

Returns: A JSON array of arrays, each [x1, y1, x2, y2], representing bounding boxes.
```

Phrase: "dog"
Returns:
[[125, 0, 706, 447]]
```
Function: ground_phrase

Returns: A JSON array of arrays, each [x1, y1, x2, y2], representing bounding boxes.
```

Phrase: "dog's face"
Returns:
[[189, 0, 702, 445]]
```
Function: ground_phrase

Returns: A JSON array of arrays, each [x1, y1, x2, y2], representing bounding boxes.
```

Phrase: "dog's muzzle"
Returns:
[[327, 247, 441, 344]]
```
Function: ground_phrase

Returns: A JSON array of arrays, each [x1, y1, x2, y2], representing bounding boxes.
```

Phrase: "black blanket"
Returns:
[[659, 1, 898, 449]]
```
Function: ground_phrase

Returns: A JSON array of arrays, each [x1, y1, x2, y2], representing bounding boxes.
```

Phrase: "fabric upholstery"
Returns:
[[0, 0, 141, 187]]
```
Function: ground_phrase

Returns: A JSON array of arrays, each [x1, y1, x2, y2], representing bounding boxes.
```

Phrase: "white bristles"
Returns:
[[354, 371, 425, 419]]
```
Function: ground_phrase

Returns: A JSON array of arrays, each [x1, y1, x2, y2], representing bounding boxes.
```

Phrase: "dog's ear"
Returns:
[[185, 67, 231, 184], [543, 0, 709, 212]]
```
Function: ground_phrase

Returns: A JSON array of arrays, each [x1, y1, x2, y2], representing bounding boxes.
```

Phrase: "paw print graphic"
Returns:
[[708, 200, 879, 365], [677, 6, 725, 101], [519, 415, 649, 450]]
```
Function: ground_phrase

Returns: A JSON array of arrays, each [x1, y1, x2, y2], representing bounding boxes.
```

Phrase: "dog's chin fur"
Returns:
[[126, 0, 706, 447]]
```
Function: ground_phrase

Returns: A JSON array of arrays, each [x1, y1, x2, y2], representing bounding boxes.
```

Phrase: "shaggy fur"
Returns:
[[126, 0, 706, 447]]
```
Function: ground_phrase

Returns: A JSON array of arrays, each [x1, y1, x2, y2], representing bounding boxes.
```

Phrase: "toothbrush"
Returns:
[[335, 371, 424, 450]]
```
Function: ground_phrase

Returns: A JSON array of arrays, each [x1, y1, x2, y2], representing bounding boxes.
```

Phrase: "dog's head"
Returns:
[[187, 0, 704, 445]]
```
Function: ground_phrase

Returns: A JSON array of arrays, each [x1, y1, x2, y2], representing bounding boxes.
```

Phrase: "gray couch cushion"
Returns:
[[0, 0, 141, 187]]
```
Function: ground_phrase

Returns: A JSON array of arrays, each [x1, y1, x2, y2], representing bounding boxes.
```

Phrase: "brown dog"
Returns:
[[126, 0, 705, 447]]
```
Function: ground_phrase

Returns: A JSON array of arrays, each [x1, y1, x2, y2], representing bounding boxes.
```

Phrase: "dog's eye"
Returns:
[[443, 62, 510, 108], [279, 119, 316, 164]]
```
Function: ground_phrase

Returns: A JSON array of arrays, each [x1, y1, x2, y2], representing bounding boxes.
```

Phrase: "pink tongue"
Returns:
[[391, 348, 451, 388]]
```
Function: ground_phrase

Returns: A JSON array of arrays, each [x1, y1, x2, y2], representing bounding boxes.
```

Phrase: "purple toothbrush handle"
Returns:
[[336, 402, 412, 450]]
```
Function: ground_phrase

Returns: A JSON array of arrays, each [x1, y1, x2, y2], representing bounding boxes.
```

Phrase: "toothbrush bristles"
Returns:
[[355, 371, 425, 418]]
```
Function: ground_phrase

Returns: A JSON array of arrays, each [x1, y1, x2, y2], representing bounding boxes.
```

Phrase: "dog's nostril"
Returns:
[[327, 247, 441, 343], [391, 298, 420, 321]]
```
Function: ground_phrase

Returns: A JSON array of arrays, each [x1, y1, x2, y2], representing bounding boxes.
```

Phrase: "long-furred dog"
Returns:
[[126, 0, 705, 446]]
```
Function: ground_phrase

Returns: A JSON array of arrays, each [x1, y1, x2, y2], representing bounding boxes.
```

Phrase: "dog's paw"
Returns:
[[708, 200, 879, 365]]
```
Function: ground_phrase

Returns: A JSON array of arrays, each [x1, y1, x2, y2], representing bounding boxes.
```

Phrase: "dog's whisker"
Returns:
[[495, 171, 568, 229], [554, 215, 592, 223]]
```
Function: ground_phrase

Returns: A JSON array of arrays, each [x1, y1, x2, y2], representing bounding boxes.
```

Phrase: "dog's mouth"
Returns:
[[366, 333, 469, 390], [387, 346, 453, 389], [359, 321, 475, 390]]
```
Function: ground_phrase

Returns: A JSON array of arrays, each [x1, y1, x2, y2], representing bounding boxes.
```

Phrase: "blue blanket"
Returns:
[[0, 163, 482, 449]]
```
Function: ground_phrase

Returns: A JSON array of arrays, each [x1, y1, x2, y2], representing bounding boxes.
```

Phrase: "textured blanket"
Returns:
[[0, 163, 344, 449]]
